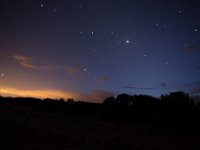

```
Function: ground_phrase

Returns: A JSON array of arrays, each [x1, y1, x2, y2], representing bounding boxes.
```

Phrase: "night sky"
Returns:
[[0, 0, 200, 102]]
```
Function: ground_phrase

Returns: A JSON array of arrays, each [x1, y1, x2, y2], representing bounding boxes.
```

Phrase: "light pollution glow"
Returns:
[[0, 87, 114, 102], [0, 87, 77, 100]]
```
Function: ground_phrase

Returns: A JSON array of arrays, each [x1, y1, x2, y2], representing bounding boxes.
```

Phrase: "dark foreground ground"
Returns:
[[0, 106, 199, 150], [1, 92, 200, 150]]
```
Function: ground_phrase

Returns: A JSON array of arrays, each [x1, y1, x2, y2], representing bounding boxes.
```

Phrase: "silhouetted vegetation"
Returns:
[[101, 92, 200, 138], [0, 92, 200, 149]]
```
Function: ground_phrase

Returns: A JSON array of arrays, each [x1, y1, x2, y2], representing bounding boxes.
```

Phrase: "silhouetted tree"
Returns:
[[116, 94, 131, 105], [103, 96, 116, 105], [67, 98, 74, 104]]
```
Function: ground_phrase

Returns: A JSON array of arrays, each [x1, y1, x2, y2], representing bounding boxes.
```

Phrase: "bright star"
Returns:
[[126, 40, 130, 44]]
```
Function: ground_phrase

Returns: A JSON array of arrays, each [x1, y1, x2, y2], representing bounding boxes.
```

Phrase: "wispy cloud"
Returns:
[[64, 65, 80, 76], [190, 87, 200, 95], [124, 86, 156, 90], [14, 55, 50, 70], [185, 45, 200, 52], [160, 82, 167, 88], [84, 90, 114, 102], [14, 55, 81, 74], [14, 55, 36, 69], [98, 76, 111, 81]]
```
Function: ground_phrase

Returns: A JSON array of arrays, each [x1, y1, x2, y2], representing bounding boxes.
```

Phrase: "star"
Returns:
[[83, 68, 87, 72], [178, 9, 184, 14], [143, 54, 147, 57], [1, 73, 4, 77], [126, 40, 130, 44], [165, 61, 168, 65], [195, 29, 198, 32], [40, 4, 44, 8]]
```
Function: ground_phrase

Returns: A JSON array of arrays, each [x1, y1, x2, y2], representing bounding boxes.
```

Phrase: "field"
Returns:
[[0, 105, 197, 150]]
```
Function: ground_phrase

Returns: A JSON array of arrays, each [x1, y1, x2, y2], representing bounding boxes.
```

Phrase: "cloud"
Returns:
[[183, 83, 193, 88], [0, 87, 114, 103], [189, 82, 200, 95], [63, 65, 80, 75], [13, 55, 82, 76], [83, 90, 114, 103], [14, 55, 36, 68], [124, 86, 156, 90], [98, 76, 111, 81], [14, 55, 50, 71], [190, 87, 200, 95], [160, 82, 167, 88], [185, 45, 200, 52]]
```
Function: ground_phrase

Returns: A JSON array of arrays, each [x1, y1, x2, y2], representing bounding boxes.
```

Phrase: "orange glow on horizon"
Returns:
[[0, 87, 113, 103], [0, 87, 76, 100]]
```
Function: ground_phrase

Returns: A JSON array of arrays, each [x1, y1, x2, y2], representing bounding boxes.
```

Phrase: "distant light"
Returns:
[[195, 29, 198, 32], [1, 73, 4, 77], [165, 61, 168, 65], [40, 4, 43, 7], [126, 40, 130, 44], [91, 31, 94, 35], [83, 68, 87, 72]]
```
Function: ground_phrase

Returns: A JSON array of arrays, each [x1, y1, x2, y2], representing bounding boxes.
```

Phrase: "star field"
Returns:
[[0, 0, 200, 102]]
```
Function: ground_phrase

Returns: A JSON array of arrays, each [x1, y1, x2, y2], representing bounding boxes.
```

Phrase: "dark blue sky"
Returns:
[[0, 0, 200, 102]]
